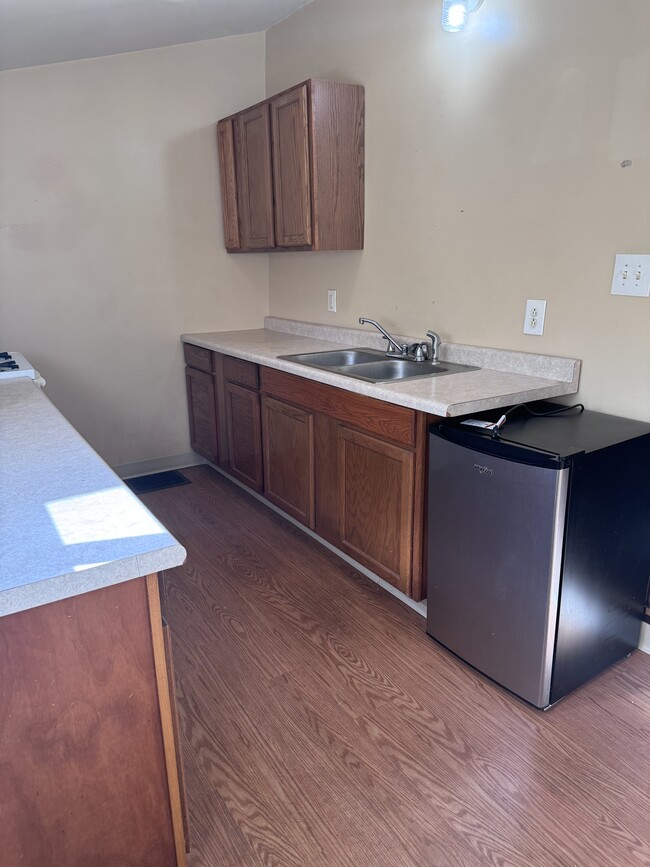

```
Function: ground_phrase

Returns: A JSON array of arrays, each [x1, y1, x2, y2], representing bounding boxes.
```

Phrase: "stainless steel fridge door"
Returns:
[[427, 432, 569, 708]]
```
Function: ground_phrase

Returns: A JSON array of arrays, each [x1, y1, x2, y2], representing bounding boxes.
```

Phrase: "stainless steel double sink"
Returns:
[[278, 347, 478, 383]]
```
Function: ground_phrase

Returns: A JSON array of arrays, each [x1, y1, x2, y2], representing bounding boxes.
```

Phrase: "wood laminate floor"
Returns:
[[140, 465, 650, 867]]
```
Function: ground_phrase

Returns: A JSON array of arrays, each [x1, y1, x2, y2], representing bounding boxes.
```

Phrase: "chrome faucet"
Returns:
[[359, 317, 442, 363], [358, 317, 408, 356]]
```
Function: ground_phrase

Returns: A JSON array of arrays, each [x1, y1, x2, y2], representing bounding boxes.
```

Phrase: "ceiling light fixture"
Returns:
[[441, 0, 484, 32]]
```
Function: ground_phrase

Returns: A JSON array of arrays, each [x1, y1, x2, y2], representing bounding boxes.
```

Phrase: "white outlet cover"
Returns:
[[611, 254, 650, 297], [327, 289, 337, 312], [523, 299, 547, 336]]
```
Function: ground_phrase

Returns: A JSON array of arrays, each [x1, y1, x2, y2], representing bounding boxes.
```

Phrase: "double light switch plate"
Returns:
[[611, 254, 650, 297]]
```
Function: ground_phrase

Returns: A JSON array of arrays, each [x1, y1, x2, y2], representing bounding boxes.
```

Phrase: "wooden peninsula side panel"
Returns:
[[0, 575, 186, 867]]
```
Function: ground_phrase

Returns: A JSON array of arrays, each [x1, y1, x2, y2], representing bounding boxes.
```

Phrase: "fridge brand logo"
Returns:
[[474, 463, 493, 476]]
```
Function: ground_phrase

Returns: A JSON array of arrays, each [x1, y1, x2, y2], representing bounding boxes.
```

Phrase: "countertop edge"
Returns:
[[0, 542, 187, 619]]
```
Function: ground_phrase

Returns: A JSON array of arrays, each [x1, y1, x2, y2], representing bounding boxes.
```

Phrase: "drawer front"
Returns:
[[223, 356, 260, 390], [183, 343, 213, 373]]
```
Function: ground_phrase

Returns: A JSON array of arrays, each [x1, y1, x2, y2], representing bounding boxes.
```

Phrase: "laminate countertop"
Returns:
[[182, 317, 581, 418], [0, 378, 186, 618]]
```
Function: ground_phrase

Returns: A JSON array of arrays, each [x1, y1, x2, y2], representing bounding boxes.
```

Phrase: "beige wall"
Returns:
[[0, 34, 268, 469], [266, 0, 650, 421], [1, 1, 647, 475]]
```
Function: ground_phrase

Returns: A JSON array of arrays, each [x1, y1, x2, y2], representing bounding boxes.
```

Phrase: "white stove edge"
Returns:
[[0, 352, 45, 386]]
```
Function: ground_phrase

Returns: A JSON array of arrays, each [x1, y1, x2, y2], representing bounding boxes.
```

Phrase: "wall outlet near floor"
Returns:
[[523, 299, 547, 336], [327, 289, 337, 312], [611, 254, 650, 297]]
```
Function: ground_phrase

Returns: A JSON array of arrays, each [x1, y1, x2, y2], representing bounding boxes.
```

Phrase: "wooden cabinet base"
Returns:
[[0, 576, 187, 867], [185, 349, 429, 601]]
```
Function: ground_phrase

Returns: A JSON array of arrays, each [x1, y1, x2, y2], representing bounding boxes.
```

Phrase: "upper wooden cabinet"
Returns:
[[217, 79, 364, 252]]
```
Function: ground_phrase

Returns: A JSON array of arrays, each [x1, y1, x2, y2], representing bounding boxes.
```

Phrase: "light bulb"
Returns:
[[441, 0, 469, 32]]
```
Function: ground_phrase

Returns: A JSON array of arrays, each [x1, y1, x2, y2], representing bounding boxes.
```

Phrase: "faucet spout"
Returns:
[[426, 330, 441, 363], [358, 317, 405, 355]]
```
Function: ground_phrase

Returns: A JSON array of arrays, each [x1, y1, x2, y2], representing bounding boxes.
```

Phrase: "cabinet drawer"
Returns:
[[183, 343, 213, 373], [223, 356, 259, 390]]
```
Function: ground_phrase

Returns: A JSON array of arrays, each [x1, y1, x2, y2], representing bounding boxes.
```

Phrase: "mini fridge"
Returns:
[[426, 404, 650, 709]]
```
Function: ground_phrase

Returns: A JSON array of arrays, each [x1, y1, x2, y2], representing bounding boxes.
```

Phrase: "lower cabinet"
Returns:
[[262, 395, 315, 528], [184, 346, 428, 600], [338, 426, 415, 590], [225, 381, 263, 492]]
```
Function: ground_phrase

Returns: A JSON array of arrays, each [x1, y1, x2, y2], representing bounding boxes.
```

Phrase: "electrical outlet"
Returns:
[[611, 254, 650, 297], [523, 299, 547, 336], [327, 290, 337, 312]]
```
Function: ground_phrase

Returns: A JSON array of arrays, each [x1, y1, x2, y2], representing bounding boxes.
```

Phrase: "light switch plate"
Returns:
[[523, 299, 547, 336], [611, 254, 650, 297]]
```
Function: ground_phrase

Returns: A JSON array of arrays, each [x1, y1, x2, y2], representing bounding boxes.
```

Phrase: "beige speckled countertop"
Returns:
[[182, 317, 581, 417]]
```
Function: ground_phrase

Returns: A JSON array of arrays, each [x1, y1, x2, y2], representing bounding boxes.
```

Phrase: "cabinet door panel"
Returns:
[[186, 367, 218, 463], [270, 84, 312, 247], [262, 396, 315, 528], [338, 426, 414, 594], [235, 104, 275, 249], [226, 382, 263, 491], [216, 119, 240, 250]]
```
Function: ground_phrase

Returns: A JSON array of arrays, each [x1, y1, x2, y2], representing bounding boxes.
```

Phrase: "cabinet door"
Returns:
[[262, 396, 315, 528], [270, 84, 312, 247], [225, 382, 263, 491], [216, 119, 240, 250], [235, 104, 275, 249], [338, 426, 415, 594], [186, 367, 218, 463]]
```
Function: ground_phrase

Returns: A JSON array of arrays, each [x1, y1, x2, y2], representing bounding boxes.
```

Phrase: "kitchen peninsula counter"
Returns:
[[0, 376, 188, 866], [0, 376, 186, 617], [182, 317, 581, 418]]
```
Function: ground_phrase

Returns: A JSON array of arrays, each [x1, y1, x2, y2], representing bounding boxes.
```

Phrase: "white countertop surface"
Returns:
[[182, 317, 581, 417], [0, 378, 186, 618]]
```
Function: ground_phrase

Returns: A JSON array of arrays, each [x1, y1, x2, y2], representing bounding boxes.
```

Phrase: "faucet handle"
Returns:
[[408, 342, 429, 362]]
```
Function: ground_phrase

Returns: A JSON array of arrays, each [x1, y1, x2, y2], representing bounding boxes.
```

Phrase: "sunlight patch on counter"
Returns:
[[46, 487, 165, 545]]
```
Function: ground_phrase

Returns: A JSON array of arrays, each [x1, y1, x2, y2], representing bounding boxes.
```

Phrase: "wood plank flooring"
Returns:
[[140, 465, 650, 867]]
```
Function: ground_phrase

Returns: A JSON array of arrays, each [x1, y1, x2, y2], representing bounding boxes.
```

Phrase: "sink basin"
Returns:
[[340, 359, 478, 382], [279, 347, 478, 383], [279, 348, 384, 368]]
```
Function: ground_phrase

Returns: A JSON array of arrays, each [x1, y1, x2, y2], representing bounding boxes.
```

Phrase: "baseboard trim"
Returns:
[[640, 622, 650, 655], [206, 461, 428, 619], [114, 453, 206, 480]]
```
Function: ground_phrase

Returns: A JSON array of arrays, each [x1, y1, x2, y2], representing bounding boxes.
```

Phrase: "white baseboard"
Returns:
[[640, 621, 650, 655], [113, 452, 206, 480], [206, 461, 428, 619]]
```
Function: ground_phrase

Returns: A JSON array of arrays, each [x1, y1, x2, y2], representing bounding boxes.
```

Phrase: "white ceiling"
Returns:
[[0, 0, 314, 72]]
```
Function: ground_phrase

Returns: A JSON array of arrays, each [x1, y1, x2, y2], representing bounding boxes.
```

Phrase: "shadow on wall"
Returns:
[[164, 125, 269, 331]]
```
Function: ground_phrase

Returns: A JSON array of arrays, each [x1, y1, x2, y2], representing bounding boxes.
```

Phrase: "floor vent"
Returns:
[[125, 470, 191, 494]]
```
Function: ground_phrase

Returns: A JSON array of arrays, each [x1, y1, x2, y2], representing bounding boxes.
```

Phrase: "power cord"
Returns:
[[490, 402, 585, 439]]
